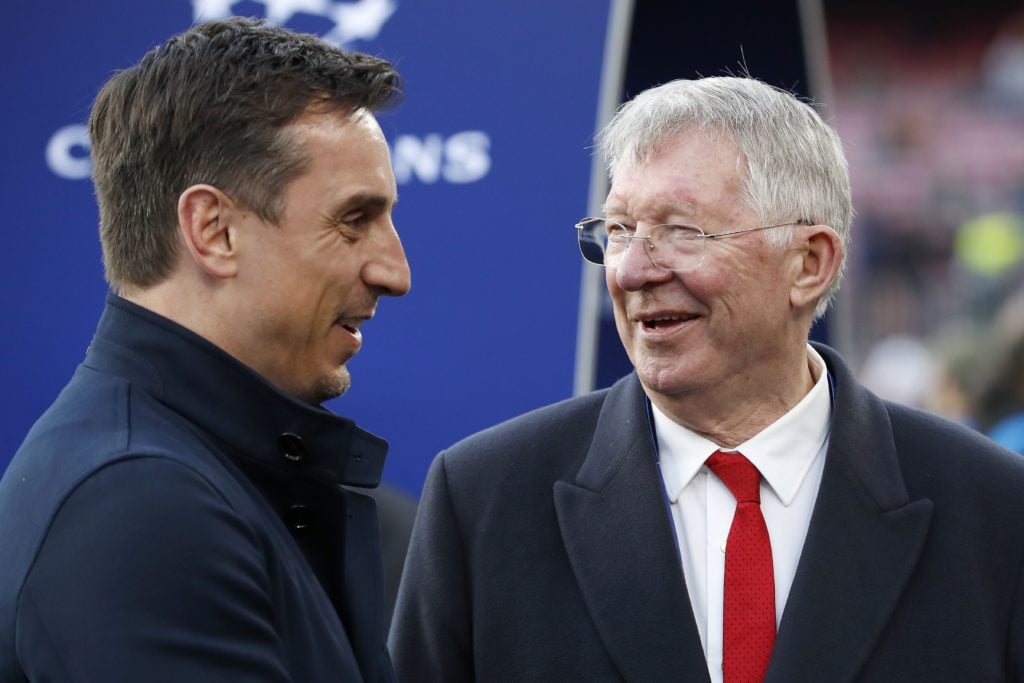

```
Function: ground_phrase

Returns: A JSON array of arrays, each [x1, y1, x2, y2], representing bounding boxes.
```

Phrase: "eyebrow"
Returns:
[[329, 191, 395, 221]]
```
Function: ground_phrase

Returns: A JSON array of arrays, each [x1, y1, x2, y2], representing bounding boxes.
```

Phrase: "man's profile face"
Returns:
[[603, 130, 797, 408], [234, 107, 410, 404]]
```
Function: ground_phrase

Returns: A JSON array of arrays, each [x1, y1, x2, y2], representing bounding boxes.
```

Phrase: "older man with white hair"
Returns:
[[391, 76, 1024, 683]]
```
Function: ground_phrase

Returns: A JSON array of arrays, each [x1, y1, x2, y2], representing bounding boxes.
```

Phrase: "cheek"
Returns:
[[604, 269, 619, 295], [607, 290, 633, 336], [605, 272, 625, 306]]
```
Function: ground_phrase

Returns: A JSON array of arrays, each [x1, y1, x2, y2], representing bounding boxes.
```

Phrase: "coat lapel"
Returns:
[[766, 345, 933, 683], [554, 375, 711, 682]]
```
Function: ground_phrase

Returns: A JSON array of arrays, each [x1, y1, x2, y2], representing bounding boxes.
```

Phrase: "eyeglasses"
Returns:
[[575, 217, 803, 272]]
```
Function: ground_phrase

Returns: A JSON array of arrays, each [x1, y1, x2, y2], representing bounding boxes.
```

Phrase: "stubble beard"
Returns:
[[310, 367, 352, 405]]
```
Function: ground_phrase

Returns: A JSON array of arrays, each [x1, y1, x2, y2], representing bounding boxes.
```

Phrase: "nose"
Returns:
[[365, 221, 411, 297], [613, 236, 674, 291]]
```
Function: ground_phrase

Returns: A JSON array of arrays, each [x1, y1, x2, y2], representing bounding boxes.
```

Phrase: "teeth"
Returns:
[[640, 314, 697, 327]]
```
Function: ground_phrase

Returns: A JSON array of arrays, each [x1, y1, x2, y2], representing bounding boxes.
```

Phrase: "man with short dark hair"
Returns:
[[390, 77, 1024, 682], [0, 18, 410, 681]]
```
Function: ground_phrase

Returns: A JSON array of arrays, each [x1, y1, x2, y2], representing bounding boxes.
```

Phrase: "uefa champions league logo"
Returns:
[[48, 0, 491, 186], [192, 0, 397, 47]]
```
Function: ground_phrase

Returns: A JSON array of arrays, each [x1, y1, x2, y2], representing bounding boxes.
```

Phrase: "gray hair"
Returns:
[[597, 76, 852, 320]]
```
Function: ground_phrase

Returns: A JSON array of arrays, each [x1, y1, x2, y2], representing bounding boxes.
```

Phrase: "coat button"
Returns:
[[285, 504, 312, 531], [278, 433, 306, 462]]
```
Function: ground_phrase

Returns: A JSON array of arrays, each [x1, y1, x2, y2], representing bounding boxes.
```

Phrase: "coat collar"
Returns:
[[554, 373, 711, 682], [83, 293, 388, 488], [766, 343, 933, 683]]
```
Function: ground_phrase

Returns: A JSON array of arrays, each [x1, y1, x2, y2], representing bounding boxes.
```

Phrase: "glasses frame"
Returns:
[[574, 217, 807, 272]]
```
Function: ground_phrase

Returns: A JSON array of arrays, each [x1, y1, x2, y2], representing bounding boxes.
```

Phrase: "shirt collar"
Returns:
[[654, 345, 832, 505]]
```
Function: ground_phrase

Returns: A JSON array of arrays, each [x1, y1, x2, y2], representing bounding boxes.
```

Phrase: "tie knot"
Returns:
[[706, 450, 761, 503]]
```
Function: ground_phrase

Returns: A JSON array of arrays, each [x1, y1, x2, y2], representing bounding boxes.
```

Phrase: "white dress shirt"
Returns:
[[653, 346, 832, 683]]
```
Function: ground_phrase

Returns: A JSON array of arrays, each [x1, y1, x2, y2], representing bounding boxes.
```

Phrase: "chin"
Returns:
[[310, 368, 352, 404], [634, 355, 702, 397], [638, 373, 694, 398]]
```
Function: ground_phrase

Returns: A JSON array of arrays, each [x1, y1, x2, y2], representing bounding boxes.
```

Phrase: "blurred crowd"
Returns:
[[826, 5, 1024, 452]]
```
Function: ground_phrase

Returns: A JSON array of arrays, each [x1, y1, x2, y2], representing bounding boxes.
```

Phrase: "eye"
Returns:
[[331, 209, 378, 240], [343, 212, 371, 228], [660, 224, 702, 245], [328, 194, 392, 239], [605, 221, 634, 242]]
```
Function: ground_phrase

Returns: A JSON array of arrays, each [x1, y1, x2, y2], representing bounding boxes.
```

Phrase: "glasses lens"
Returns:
[[575, 220, 706, 271], [577, 219, 607, 265], [652, 224, 704, 271]]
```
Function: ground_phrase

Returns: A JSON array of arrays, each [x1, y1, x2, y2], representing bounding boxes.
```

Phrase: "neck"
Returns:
[[649, 345, 819, 448]]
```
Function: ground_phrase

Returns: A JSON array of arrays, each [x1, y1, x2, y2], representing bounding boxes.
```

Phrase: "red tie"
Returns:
[[706, 450, 776, 683]]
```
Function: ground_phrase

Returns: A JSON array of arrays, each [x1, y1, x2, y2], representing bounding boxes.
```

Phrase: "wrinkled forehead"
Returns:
[[598, 130, 753, 222]]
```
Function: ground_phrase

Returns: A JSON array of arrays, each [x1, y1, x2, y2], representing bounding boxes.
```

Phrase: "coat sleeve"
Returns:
[[389, 451, 474, 683], [16, 457, 292, 683]]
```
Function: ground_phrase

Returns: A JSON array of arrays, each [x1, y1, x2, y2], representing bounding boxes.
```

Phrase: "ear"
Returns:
[[789, 224, 843, 312], [177, 184, 240, 280]]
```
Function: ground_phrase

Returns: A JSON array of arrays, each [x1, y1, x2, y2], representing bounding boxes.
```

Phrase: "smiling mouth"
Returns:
[[335, 318, 367, 343], [641, 314, 698, 330]]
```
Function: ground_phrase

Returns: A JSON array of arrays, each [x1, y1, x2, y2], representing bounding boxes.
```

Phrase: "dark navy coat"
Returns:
[[391, 343, 1024, 682], [0, 294, 395, 682]]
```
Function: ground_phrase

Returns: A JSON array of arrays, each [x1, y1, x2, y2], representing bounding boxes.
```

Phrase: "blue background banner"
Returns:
[[1, 0, 612, 495]]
